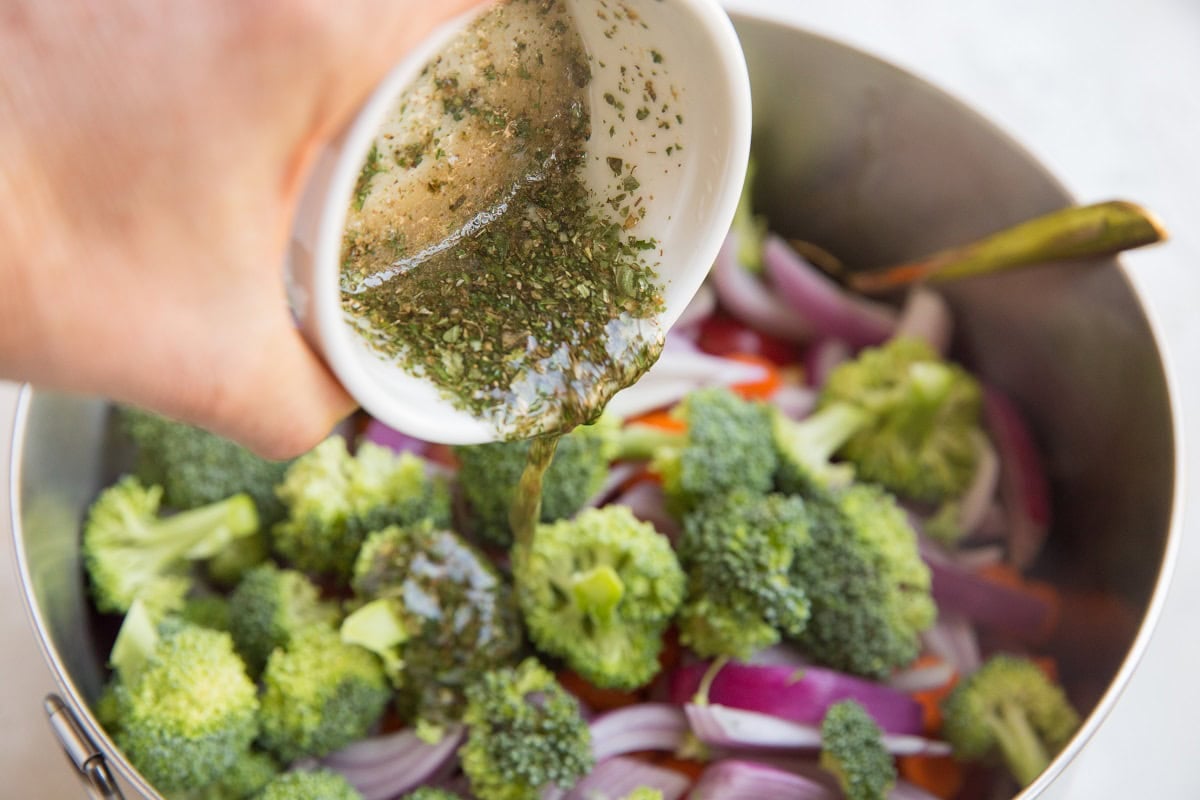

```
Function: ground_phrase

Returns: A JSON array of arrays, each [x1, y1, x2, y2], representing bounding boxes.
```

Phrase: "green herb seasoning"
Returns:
[[341, 0, 666, 439]]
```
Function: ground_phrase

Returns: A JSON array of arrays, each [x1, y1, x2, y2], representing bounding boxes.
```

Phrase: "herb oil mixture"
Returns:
[[341, 0, 667, 441]]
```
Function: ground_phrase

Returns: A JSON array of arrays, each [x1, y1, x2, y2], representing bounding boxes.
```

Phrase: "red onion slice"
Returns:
[[983, 387, 1052, 569], [762, 235, 898, 348], [325, 726, 463, 800], [690, 760, 838, 800], [361, 418, 430, 456], [712, 234, 816, 343], [589, 703, 690, 762], [684, 704, 950, 756], [892, 286, 953, 355], [670, 661, 924, 735], [565, 756, 692, 800]]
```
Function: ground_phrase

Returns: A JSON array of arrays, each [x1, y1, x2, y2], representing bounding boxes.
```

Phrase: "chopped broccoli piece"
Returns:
[[178, 749, 281, 800], [110, 622, 259, 792], [513, 505, 684, 689], [453, 417, 616, 547], [256, 769, 363, 800], [83, 476, 258, 614], [228, 562, 339, 676], [341, 522, 522, 732], [676, 489, 812, 660], [790, 484, 934, 678], [460, 658, 593, 800], [120, 406, 291, 523], [771, 403, 868, 497], [259, 627, 391, 762], [273, 437, 450, 579], [941, 654, 1080, 787], [820, 700, 897, 800], [399, 789, 463, 800], [614, 388, 777, 514], [818, 337, 984, 504], [180, 593, 232, 632], [206, 530, 271, 588]]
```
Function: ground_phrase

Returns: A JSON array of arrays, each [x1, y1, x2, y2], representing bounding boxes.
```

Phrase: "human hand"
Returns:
[[0, 0, 487, 458]]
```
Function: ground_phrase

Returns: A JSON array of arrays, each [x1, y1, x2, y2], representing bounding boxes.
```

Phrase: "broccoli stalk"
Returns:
[[341, 523, 522, 736], [771, 402, 869, 497], [83, 477, 259, 614], [513, 505, 685, 689], [941, 654, 1081, 787], [818, 336, 984, 505], [460, 658, 593, 800], [819, 700, 897, 800], [675, 489, 812, 660]]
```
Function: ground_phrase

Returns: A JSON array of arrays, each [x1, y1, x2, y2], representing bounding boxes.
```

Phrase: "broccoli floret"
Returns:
[[790, 484, 934, 678], [460, 658, 593, 800], [819, 700, 897, 800], [513, 505, 684, 689], [259, 627, 391, 762], [256, 769, 363, 800], [615, 387, 777, 514], [83, 476, 259, 614], [273, 437, 450, 579], [206, 530, 272, 588], [341, 522, 522, 734], [453, 417, 616, 547], [120, 406, 291, 523], [399, 789, 463, 800], [675, 489, 812, 660], [110, 622, 259, 792], [771, 403, 869, 497], [176, 749, 281, 800], [941, 654, 1081, 787], [818, 337, 984, 505], [180, 594, 232, 632], [229, 563, 339, 676]]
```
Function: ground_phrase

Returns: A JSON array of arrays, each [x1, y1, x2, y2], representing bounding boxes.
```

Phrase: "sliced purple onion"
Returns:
[[612, 480, 680, 541], [920, 612, 982, 675], [689, 759, 838, 800], [890, 779, 946, 800], [892, 286, 953, 354], [589, 703, 690, 762], [924, 550, 1057, 642], [684, 704, 950, 756], [762, 235, 897, 348], [674, 282, 718, 332], [804, 338, 852, 390], [670, 661, 924, 735], [770, 384, 819, 421], [712, 234, 816, 343], [955, 432, 1001, 537], [886, 660, 956, 694], [565, 756, 692, 800], [585, 462, 643, 509], [361, 418, 431, 456], [983, 387, 1052, 570], [324, 726, 463, 800], [605, 335, 767, 419]]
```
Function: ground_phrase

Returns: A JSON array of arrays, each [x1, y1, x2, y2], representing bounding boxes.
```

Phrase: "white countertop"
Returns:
[[4, 1, 1199, 796]]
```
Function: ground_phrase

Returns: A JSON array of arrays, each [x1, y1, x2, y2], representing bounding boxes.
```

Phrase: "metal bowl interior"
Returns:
[[6, 11, 1178, 800]]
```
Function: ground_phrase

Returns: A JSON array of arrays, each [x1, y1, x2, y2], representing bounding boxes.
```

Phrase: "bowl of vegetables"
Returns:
[[6, 9, 1177, 800]]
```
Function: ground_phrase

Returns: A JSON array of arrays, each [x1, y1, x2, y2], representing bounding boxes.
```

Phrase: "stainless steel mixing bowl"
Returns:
[[6, 10, 1179, 800]]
